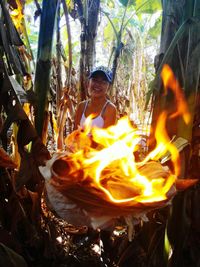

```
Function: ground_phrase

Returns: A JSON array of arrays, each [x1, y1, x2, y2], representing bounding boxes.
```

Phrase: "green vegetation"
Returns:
[[0, 1, 199, 266]]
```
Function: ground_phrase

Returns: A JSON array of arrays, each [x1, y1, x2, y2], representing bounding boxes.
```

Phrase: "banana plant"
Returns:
[[150, 0, 200, 143], [34, 0, 59, 138], [61, 0, 73, 89], [149, 1, 200, 267], [102, 0, 161, 96]]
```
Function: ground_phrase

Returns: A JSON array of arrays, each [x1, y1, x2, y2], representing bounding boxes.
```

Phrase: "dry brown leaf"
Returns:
[[175, 178, 199, 191], [138, 161, 169, 180], [107, 180, 142, 199], [0, 147, 17, 168]]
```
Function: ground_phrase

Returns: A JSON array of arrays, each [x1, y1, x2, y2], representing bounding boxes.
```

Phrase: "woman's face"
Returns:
[[88, 72, 110, 98]]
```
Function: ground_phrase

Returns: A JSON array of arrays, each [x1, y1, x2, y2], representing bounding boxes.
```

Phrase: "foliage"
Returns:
[[118, 0, 136, 7], [34, 0, 59, 137], [135, 0, 161, 13], [5, 1, 197, 267], [148, 1, 200, 267], [0, 1, 200, 267]]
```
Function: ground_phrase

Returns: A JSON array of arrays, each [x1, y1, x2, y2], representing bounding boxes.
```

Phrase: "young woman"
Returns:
[[74, 66, 117, 130]]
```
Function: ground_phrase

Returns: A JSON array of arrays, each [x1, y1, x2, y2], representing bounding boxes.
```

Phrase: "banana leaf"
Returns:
[[0, 68, 50, 190], [0, 1, 26, 75], [118, 0, 135, 7], [152, 18, 200, 92], [148, 2, 200, 267], [0, 147, 16, 168], [167, 190, 192, 267], [8, 76, 27, 103], [0, 1, 23, 46], [149, 18, 200, 144], [7, 0, 18, 9], [34, 0, 59, 137], [0, 243, 27, 267]]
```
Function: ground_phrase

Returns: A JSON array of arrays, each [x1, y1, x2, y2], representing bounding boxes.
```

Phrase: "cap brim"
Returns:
[[89, 70, 112, 83]]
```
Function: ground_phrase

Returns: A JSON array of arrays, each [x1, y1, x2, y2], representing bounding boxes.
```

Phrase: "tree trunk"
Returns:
[[77, 0, 100, 100]]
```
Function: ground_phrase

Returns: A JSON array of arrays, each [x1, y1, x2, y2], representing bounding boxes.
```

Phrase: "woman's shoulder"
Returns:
[[103, 100, 117, 119], [107, 100, 117, 111], [78, 100, 88, 106], [77, 100, 87, 110], [103, 100, 117, 127]]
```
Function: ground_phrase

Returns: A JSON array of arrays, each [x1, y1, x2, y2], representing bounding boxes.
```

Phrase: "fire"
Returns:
[[62, 65, 191, 207], [66, 116, 175, 204], [161, 64, 191, 124]]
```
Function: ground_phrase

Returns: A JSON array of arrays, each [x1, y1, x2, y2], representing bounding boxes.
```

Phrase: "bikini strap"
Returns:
[[82, 100, 89, 115], [100, 100, 110, 117]]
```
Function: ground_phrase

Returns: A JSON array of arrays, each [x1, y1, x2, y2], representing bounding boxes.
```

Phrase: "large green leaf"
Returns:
[[148, 14, 162, 39], [34, 0, 59, 137], [152, 18, 200, 93], [103, 23, 114, 44], [135, 0, 162, 13], [118, 0, 136, 7], [127, 18, 141, 28]]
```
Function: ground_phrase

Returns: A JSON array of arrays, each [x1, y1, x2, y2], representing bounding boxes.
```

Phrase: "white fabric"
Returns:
[[80, 100, 109, 128]]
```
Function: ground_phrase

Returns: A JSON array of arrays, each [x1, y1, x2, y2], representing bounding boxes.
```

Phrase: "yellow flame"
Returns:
[[63, 65, 190, 205], [65, 115, 175, 204], [141, 112, 180, 176], [161, 64, 191, 124]]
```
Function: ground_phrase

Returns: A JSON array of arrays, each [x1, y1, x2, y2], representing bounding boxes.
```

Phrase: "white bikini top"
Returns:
[[80, 100, 110, 128]]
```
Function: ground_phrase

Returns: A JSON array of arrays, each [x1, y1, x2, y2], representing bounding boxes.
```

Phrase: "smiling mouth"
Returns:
[[93, 88, 102, 92]]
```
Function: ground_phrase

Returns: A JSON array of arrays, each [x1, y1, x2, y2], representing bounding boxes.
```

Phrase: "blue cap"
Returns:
[[89, 66, 113, 83]]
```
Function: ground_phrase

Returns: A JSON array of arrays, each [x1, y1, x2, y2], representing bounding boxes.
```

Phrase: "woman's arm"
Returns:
[[103, 103, 117, 128]]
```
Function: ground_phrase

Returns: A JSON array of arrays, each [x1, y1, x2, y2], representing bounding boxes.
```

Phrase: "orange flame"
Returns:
[[161, 64, 191, 124], [63, 65, 190, 205]]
